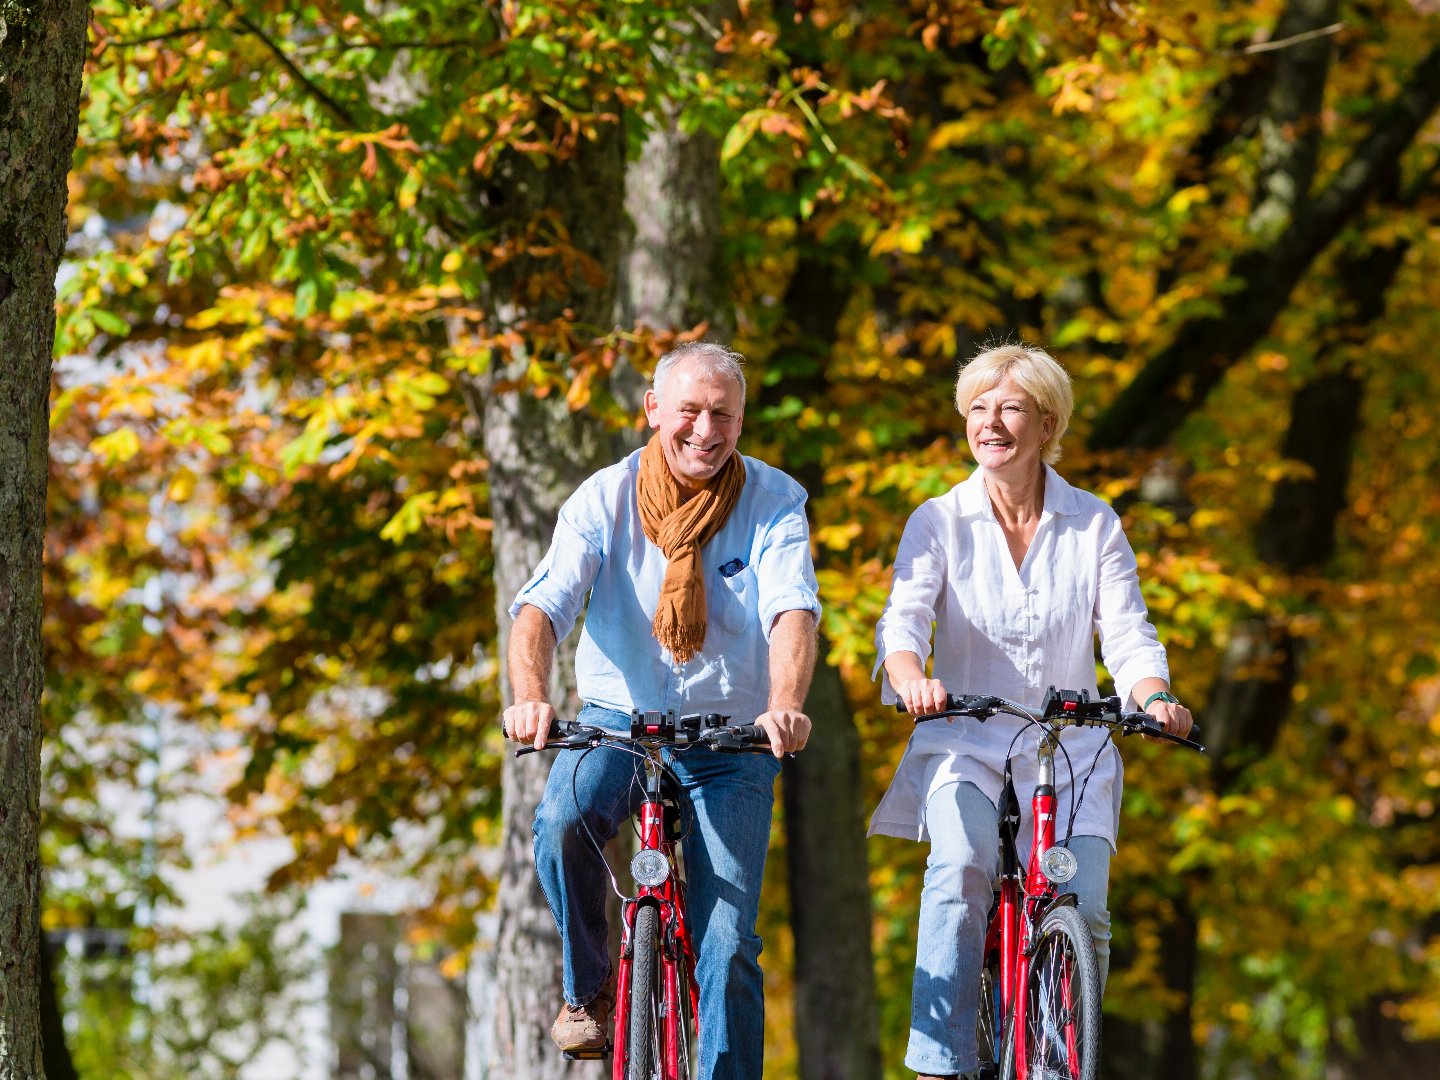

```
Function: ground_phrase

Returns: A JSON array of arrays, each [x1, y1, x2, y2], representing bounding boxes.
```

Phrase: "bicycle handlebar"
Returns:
[[894, 687, 1206, 753], [511, 711, 773, 758]]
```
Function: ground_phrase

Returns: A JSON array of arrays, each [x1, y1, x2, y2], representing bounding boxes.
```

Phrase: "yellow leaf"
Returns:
[[168, 467, 198, 503], [92, 427, 142, 465]]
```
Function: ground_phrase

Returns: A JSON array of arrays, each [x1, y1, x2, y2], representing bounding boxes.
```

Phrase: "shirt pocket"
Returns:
[[710, 561, 754, 634]]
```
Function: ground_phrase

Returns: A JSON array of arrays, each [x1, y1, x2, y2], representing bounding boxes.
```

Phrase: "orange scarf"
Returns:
[[636, 435, 746, 663]]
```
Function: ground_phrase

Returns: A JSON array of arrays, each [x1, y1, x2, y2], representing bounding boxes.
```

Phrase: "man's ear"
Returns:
[[643, 388, 660, 428]]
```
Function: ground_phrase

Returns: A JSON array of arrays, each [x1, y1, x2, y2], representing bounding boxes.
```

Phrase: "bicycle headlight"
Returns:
[[630, 849, 671, 888], [1040, 845, 1078, 884]]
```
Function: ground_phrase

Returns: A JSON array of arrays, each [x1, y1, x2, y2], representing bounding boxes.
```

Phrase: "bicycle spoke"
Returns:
[[977, 947, 1003, 1075], [1019, 906, 1100, 1080]]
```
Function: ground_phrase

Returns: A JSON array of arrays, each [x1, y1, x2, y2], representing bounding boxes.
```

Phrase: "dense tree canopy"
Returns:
[[47, 1, 1440, 1077]]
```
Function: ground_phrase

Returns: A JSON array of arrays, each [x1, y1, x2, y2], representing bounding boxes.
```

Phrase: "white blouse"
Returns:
[[869, 465, 1170, 849]]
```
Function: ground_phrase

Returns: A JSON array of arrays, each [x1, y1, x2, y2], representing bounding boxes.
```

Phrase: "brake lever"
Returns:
[[1130, 718, 1207, 753], [513, 725, 606, 758]]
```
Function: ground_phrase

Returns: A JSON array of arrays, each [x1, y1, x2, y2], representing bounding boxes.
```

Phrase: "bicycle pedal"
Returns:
[[561, 1045, 611, 1061]]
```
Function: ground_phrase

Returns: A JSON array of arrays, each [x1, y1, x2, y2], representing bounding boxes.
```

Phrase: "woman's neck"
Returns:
[[982, 465, 1046, 525]]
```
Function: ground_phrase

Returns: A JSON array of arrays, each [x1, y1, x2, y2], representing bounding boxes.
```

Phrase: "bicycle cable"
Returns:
[[568, 736, 694, 903], [1065, 738, 1115, 842], [1005, 710, 1080, 850], [571, 739, 660, 901], [568, 744, 626, 900]]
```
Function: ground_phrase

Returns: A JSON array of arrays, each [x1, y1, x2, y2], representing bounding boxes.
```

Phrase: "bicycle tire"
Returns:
[[626, 904, 660, 1080], [1000, 904, 1100, 1080], [977, 943, 1005, 1079]]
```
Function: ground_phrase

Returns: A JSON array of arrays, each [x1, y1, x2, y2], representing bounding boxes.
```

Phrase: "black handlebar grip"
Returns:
[[511, 717, 574, 757], [894, 697, 958, 714]]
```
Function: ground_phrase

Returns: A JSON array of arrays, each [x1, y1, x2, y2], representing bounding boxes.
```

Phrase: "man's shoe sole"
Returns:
[[561, 1044, 610, 1061]]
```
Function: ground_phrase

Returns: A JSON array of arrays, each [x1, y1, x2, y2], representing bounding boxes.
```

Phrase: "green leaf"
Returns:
[[294, 279, 319, 320], [279, 424, 328, 476], [90, 309, 131, 337]]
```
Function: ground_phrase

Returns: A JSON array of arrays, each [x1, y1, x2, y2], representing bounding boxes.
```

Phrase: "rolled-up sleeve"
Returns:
[[874, 503, 946, 684], [755, 499, 821, 640], [508, 488, 604, 643], [1093, 515, 1168, 708]]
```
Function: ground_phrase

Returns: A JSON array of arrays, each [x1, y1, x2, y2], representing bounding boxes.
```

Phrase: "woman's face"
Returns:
[[965, 374, 1055, 477]]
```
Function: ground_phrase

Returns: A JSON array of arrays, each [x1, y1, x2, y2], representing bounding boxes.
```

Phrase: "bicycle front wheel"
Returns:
[[1002, 904, 1100, 1080], [626, 904, 661, 1080]]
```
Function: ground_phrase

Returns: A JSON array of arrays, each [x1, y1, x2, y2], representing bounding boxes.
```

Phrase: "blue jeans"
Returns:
[[533, 704, 781, 1080], [906, 781, 1112, 1077]]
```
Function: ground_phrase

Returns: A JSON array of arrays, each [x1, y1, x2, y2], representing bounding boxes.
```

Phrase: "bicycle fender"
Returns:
[[622, 897, 664, 958], [1036, 891, 1080, 922]]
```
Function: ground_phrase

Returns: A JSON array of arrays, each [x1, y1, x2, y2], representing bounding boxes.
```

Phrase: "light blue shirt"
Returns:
[[510, 449, 822, 724]]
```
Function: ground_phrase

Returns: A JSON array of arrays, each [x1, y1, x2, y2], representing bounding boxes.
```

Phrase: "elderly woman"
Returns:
[[870, 343, 1192, 1080]]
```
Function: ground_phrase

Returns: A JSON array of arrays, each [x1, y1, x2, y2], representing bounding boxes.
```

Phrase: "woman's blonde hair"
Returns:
[[954, 343, 1074, 465]]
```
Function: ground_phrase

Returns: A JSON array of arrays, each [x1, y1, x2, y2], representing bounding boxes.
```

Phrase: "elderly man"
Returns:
[[503, 341, 820, 1079]]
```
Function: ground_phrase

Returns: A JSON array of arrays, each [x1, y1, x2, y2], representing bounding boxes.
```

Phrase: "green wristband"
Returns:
[[1143, 690, 1178, 710]]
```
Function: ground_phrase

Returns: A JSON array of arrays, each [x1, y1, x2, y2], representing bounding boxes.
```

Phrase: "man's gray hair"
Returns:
[[652, 342, 747, 404]]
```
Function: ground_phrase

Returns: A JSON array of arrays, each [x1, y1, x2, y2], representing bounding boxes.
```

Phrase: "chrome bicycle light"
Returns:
[[1040, 845, 1078, 884], [631, 849, 671, 888]]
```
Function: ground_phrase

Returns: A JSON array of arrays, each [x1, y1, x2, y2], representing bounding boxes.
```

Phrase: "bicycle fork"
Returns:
[[1008, 732, 1063, 1080], [613, 788, 699, 1080]]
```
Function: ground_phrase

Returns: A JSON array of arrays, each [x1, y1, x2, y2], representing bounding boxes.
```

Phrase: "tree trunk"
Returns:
[[759, 246, 882, 1080], [482, 124, 628, 1079], [487, 377, 616, 1080], [1103, 235, 1403, 1078], [616, 115, 730, 344], [38, 936, 76, 1080], [784, 641, 882, 1080], [0, 2, 88, 1076]]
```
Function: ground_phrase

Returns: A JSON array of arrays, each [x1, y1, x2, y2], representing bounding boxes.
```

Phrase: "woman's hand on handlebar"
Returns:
[[884, 651, 950, 716], [895, 678, 951, 716], [1144, 698, 1194, 741], [503, 699, 557, 750]]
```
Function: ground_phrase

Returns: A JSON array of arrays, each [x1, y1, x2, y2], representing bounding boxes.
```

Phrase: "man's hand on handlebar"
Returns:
[[754, 707, 810, 758], [503, 699, 557, 750]]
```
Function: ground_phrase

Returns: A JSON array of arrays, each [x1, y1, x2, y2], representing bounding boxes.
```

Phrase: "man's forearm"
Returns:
[[509, 604, 557, 702], [768, 609, 818, 710]]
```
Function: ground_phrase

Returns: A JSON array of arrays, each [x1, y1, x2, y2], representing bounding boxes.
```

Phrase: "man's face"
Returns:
[[644, 360, 745, 494]]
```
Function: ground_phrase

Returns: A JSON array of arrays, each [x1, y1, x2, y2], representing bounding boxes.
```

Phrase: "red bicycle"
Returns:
[[518, 710, 770, 1080], [905, 687, 1204, 1080]]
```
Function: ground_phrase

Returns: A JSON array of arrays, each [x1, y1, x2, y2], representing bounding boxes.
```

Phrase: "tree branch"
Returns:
[[109, 24, 218, 48], [1159, 0, 1338, 294], [1227, 21, 1343, 56], [219, 0, 358, 129], [1248, 0, 1338, 237], [1088, 38, 1440, 451]]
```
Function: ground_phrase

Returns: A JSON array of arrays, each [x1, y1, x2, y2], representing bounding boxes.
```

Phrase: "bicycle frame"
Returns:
[[987, 729, 1076, 1079], [908, 688, 1201, 1080], [612, 751, 699, 1080], [519, 711, 772, 1079]]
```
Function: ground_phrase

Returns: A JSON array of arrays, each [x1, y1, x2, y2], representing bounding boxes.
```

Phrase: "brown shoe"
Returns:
[[550, 976, 616, 1052]]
